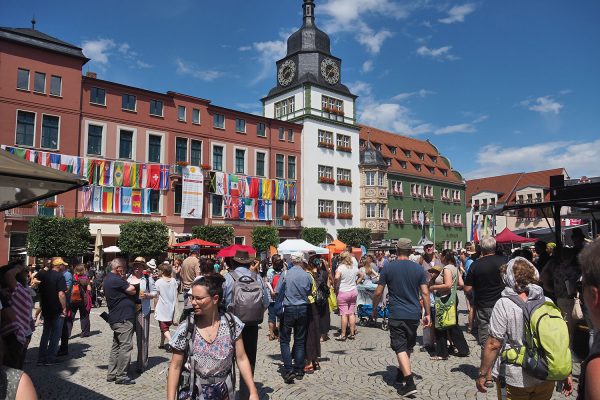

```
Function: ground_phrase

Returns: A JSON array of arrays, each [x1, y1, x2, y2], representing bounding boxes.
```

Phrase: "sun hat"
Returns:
[[130, 256, 146, 267], [232, 250, 254, 265], [146, 259, 157, 269], [428, 265, 443, 273], [396, 238, 412, 251]]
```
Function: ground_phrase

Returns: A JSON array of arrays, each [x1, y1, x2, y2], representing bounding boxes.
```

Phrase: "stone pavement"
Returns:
[[26, 295, 579, 399]]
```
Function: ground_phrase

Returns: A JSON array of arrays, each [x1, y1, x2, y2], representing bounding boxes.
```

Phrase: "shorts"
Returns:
[[159, 321, 172, 333], [337, 289, 358, 316], [389, 319, 420, 354], [268, 302, 277, 323]]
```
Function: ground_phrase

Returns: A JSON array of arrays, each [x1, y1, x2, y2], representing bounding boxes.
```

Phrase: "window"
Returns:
[[318, 165, 333, 179], [276, 200, 285, 218], [235, 149, 246, 174], [213, 145, 224, 171], [428, 166, 436, 174], [49, 75, 62, 96], [359, 139, 366, 147], [213, 114, 225, 129], [388, 146, 397, 155], [384, 158, 392, 166], [192, 108, 201, 124], [366, 204, 376, 218], [257, 123, 266, 137], [122, 94, 136, 111], [150, 190, 161, 214], [453, 190, 461, 200], [391, 208, 404, 222], [430, 155, 437, 164], [378, 204, 386, 218], [444, 240, 451, 250], [235, 119, 246, 133], [287, 129, 294, 142], [318, 200, 334, 213], [378, 172, 385, 186], [174, 184, 182, 214], [148, 134, 162, 163], [416, 152, 424, 161], [398, 160, 407, 169], [119, 130, 133, 159], [413, 163, 422, 171], [234, 237, 245, 245], [276, 154, 285, 178], [441, 169, 448, 176], [17, 68, 29, 90], [403, 149, 411, 157], [256, 152, 266, 176], [390, 180, 403, 195], [365, 171, 375, 186], [190, 140, 202, 166], [176, 138, 188, 163], [16, 111, 35, 147], [318, 130, 333, 145], [337, 201, 351, 215], [212, 195, 223, 217], [321, 95, 343, 114], [535, 192, 542, 203], [288, 201, 296, 218], [278, 127, 285, 141], [87, 124, 103, 155], [374, 143, 382, 151], [150, 99, 163, 116], [287, 156, 296, 179], [177, 105, 186, 121], [336, 134, 351, 149], [41, 115, 59, 150], [337, 168, 351, 182], [411, 210, 419, 222], [90, 87, 106, 105], [34, 72, 45, 93], [274, 96, 295, 118]]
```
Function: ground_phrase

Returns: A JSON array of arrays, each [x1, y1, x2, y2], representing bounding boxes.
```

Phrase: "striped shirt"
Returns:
[[0, 283, 34, 344]]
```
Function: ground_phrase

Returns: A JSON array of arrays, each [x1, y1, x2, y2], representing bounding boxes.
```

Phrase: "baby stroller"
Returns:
[[357, 303, 389, 330]]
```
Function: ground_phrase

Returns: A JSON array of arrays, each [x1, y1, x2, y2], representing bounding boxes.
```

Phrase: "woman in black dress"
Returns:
[[312, 255, 331, 342]]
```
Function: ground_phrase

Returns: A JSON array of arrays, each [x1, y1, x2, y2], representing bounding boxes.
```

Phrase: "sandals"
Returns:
[[268, 333, 277, 341], [430, 356, 448, 361], [484, 379, 495, 388], [304, 364, 315, 374], [313, 362, 321, 371], [348, 335, 355, 340], [335, 336, 347, 341]]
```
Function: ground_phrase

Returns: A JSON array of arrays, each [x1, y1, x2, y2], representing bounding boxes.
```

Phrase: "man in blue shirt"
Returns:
[[58, 259, 73, 357], [275, 252, 312, 384], [372, 238, 430, 397], [222, 250, 270, 400]]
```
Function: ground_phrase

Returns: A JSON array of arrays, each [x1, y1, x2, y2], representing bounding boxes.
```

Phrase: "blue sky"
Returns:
[[2, 0, 599, 180]]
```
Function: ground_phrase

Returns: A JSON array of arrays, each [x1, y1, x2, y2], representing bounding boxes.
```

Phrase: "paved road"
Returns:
[[26, 295, 579, 399]]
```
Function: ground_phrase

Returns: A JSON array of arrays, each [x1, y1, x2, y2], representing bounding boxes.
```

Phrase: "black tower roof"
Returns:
[[360, 143, 389, 168]]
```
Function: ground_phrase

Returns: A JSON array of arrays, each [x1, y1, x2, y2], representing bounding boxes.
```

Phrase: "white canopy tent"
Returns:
[[277, 239, 329, 255]]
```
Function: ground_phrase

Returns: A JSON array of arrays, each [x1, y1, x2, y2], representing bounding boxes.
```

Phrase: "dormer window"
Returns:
[[416, 152, 424, 160], [430, 155, 437, 163], [427, 166, 435, 174], [413, 163, 422, 172], [388, 146, 397, 155], [397, 159, 407, 169], [440, 169, 448, 176], [384, 158, 391, 166], [403, 149, 411, 157]]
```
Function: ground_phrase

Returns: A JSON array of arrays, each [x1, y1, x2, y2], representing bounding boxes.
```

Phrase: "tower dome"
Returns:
[[286, 0, 331, 55]]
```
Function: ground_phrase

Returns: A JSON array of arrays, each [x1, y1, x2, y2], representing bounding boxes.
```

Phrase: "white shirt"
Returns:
[[338, 264, 359, 293], [154, 277, 179, 322]]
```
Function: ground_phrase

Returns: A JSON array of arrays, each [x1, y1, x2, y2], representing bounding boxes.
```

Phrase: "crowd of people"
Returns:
[[2, 227, 600, 399]]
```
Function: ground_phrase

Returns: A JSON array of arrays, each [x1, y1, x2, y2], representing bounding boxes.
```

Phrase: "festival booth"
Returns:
[[216, 244, 257, 258], [277, 239, 328, 256], [493, 227, 538, 245], [170, 238, 221, 256]]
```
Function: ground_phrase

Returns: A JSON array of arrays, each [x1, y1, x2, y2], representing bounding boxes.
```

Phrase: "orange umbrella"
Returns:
[[326, 239, 347, 254]]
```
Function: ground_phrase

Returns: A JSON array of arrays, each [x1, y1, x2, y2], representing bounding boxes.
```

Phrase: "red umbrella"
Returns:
[[216, 244, 257, 258], [173, 238, 221, 247]]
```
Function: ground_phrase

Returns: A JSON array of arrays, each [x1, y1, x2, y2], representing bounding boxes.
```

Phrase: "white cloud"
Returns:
[[439, 3, 477, 24], [175, 58, 223, 81], [136, 60, 153, 69], [434, 115, 488, 135], [417, 45, 458, 60], [82, 39, 116, 65], [362, 60, 374, 73], [391, 89, 434, 101], [238, 46, 252, 52], [520, 96, 563, 114], [465, 139, 600, 179], [356, 26, 393, 54], [240, 29, 292, 85]]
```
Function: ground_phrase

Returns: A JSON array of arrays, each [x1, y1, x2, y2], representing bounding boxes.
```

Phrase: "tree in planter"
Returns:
[[192, 225, 234, 247], [119, 221, 169, 259], [301, 227, 327, 246], [251, 226, 279, 254], [27, 217, 91, 258], [337, 228, 372, 249]]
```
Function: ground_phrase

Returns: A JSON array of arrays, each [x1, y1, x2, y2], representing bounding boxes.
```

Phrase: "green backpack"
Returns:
[[501, 296, 572, 381]]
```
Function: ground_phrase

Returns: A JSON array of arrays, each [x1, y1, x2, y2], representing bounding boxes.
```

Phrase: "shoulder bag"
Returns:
[[434, 268, 459, 330]]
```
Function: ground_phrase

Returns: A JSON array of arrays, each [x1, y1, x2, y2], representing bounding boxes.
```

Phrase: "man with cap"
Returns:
[[36, 257, 68, 365], [371, 239, 431, 397], [223, 250, 270, 399], [275, 252, 313, 384]]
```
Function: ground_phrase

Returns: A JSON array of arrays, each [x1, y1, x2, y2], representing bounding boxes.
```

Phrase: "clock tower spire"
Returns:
[[303, 0, 315, 26]]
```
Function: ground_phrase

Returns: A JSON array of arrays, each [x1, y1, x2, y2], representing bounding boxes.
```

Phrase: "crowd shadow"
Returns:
[[254, 382, 273, 400], [70, 330, 102, 339], [451, 363, 479, 379]]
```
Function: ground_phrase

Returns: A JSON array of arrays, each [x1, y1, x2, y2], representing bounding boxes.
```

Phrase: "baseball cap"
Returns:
[[51, 257, 68, 267], [396, 238, 412, 250]]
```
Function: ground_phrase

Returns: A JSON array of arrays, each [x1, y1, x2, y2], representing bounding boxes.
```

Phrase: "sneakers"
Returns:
[[398, 381, 417, 397], [115, 377, 136, 385], [283, 371, 295, 384]]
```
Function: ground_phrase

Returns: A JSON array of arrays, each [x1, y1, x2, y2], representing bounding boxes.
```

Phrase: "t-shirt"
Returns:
[[63, 270, 73, 305], [434, 265, 459, 297], [104, 272, 135, 324], [180, 256, 200, 290], [37, 269, 67, 318], [338, 264, 359, 293], [465, 254, 507, 309], [378, 259, 427, 320], [154, 278, 179, 322]]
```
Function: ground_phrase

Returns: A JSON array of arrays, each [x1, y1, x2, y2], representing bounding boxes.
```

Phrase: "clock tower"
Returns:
[[262, 0, 360, 241]]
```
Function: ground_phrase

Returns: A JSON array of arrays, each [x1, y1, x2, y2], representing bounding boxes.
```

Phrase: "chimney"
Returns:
[[86, 71, 97, 79]]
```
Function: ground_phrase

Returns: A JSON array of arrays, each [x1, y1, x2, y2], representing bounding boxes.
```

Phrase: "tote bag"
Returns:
[[328, 287, 338, 312], [434, 269, 458, 330]]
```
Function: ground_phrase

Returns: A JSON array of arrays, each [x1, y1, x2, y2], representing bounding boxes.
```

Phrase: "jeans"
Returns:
[[107, 320, 134, 380], [239, 325, 259, 400], [476, 307, 494, 347], [38, 315, 64, 363], [279, 304, 308, 375]]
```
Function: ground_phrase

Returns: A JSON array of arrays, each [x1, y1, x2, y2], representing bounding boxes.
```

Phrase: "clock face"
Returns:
[[320, 58, 340, 85], [278, 60, 296, 86]]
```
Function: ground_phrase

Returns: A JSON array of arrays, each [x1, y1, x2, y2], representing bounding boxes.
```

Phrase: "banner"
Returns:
[[181, 166, 203, 219]]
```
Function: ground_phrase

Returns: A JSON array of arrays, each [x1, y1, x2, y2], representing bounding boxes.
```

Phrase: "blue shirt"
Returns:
[[104, 272, 135, 323], [223, 267, 270, 308], [63, 270, 73, 305], [275, 265, 312, 306], [378, 259, 427, 320]]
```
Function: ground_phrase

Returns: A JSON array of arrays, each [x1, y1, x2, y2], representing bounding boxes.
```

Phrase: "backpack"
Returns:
[[228, 271, 265, 325], [70, 276, 86, 304], [501, 296, 572, 381]]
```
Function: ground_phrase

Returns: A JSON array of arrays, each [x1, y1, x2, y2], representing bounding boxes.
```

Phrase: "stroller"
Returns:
[[356, 283, 389, 330]]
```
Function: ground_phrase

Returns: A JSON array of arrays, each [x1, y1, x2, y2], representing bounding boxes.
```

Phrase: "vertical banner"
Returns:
[[181, 166, 203, 219]]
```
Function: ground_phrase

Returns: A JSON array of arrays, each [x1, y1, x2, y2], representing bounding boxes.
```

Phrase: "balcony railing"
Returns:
[[4, 204, 65, 218], [274, 219, 302, 228]]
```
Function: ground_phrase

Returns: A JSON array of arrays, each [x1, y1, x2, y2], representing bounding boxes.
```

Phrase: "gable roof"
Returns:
[[359, 125, 463, 185], [466, 168, 566, 205], [0, 27, 88, 61]]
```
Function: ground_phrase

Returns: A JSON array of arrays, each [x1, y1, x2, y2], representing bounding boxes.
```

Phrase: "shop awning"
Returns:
[[0, 150, 87, 211]]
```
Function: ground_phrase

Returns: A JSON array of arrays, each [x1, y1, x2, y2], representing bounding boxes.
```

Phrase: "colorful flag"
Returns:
[[216, 172, 227, 195], [239, 177, 249, 198], [160, 165, 170, 190], [224, 196, 234, 219], [237, 197, 245, 220], [148, 164, 161, 190], [257, 200, 266, 220], [248, 177, 259, 199], [140, 164, 148, 188], [129, 163, 137, 188], [59, 155, 73, 172], [102, 187, 114, 213], [38, 151, 50, 166], [49, 153, 61, 169], [123, 163, 132, 187], [208, 172, 217, 193], [104, 161, 114, 186], [113, 187, 122, 214], [286, 181, 297, 201], [113, 162, 124, 187], [80, 186, 92, 212], [142, 189, 151, 214], [131, 189, 142, 213], [262, 179, 273, 200], [98, 160, 106, 186], [13, 148, 26, 159], [92, 186, 103, 212], [264, 200, 273, 220], [244, 198, 256, 220], [121, 187, 133, 213], [229, 175, 240, 197], [26, 149, 36, 162]]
